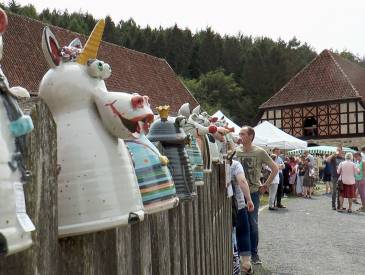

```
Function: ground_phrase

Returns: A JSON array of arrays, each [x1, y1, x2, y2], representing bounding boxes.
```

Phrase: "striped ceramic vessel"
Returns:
[[185, 135, 204, 186], [126, 136, 178, 214]]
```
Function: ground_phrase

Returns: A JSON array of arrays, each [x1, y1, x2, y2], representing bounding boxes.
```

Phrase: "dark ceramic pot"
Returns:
[[147, 116, 196, 201]]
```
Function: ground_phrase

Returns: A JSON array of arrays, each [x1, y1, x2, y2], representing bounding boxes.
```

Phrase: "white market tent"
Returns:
[[288, 146, 356, 155], [253, 121, 307, 150], [212, 110, 241, 135]]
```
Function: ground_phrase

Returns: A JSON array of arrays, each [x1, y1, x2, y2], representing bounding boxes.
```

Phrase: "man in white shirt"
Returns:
[[273, 148, 286, 208]]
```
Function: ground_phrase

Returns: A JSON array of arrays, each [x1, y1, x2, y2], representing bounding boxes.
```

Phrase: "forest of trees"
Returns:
[[2, 1, 365, 125]]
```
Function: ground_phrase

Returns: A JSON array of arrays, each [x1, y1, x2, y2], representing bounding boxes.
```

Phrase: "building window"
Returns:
[[303, 117, 318, 137]]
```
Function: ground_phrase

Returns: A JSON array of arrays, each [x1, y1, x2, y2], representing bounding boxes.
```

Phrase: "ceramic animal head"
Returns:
[[39, 20, 111, 112], [39, 20, 147, 235], [39, 20, 154, 138], [94, 91, 154, 138], [178, 103, 217, 137]]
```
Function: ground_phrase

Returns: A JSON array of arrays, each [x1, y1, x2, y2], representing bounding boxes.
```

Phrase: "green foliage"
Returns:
[[18, 4, 37, 19], [336, 50, 365, 68], [7, 0, 20, 13], [4, 2, 362, 125], [183, 69, 244, 123]]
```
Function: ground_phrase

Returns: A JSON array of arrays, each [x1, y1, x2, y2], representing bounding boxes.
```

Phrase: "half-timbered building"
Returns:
[[259, 49, 365, 148]]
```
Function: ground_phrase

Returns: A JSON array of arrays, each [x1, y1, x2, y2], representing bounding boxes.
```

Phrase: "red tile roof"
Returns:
[[2, 13, 198, 113], [260, 49, 365, 109]]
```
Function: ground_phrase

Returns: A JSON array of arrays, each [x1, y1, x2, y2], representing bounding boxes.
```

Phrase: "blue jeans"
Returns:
[[248, 191, 260, 257], [236, 208, 251, 256]]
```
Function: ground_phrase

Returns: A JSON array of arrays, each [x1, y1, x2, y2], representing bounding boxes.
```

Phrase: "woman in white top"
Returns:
[[337, 152, 357, 213]]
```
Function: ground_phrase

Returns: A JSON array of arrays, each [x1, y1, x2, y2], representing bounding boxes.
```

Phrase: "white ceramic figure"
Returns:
[[0, 8, 35, 256], [178, 103, 220, 174], [193, 110, 221, 163], [39, 20, 146, 237], [178, 103, 218, 138], [94, 91, 153, 139], [94, 90, 180, 214]]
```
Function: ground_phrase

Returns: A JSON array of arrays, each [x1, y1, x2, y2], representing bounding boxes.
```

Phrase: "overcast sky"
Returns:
[[17, 0, 365, 56]]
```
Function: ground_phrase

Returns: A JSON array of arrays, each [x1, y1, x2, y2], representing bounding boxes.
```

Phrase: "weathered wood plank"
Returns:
[[131, 216, 152, 275], [150, 212, 170, 275], [212, 165, 218, 275], [204, 171, 212, 275], [116, 226, 132, 275], [192, 198, 201, 275], [198, 184, 206, 275], [179, 204, 188, 275], [185, 202, 195, 275], [168, 207, 180, 275], [58, 229, 118, 275]]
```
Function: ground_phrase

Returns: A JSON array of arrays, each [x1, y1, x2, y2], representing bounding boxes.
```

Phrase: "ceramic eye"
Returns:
[[87, 59, 111, 80]]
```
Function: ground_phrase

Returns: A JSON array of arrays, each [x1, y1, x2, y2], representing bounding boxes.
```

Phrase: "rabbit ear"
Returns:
[[69, 38, 82, 49], [42, 26, 61, 68], [0, 8, 8, 34], [192, 105, 201, 115], [178, 103, 191, 117]]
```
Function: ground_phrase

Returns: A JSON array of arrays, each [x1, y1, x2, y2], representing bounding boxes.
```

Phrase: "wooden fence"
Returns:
[[0, 98, 232, 275]]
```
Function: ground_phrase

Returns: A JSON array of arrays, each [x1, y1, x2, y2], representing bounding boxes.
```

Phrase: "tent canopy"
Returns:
[[253, 121, 307, 150], [212, 110, 241, 135], [288, 146, 356, 156]]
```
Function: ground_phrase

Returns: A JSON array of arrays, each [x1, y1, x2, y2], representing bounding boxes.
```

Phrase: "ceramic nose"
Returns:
[[131, 94, 144, 109], [208, 125, 217, 134]]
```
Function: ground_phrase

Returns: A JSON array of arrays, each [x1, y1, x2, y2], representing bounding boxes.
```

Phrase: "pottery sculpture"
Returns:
[[147, 106, 196, 201], [0, 8, 35, 256], [39, 20, 146, 237], [178, 103, 218, 185], [92, 86, 179, 214]]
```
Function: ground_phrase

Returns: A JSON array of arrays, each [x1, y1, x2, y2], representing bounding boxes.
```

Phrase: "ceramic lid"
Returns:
[[147, 106, 187, 143]]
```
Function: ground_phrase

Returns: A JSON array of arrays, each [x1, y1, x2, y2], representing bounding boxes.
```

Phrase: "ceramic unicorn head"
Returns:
[[0, 8, 35, 255], [39, 20, 150, 237], [178, 103, 217, 137]]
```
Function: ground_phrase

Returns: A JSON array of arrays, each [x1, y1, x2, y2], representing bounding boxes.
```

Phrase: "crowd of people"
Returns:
[[229, 126, 365, 275]]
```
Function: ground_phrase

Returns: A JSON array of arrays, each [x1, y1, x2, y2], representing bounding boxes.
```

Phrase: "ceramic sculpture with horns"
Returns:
[[39, 19, 150, 237], [182, 105, 220, 173], [0, 8, 35, 256], [178, 103, 218, 185]]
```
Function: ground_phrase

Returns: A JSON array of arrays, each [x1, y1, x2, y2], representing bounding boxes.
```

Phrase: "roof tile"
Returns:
[[2, 13, 198, 113], [260, 49, 364, 109]]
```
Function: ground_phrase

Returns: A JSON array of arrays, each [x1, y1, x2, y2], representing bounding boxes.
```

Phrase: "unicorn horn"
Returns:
[[76, 19, 105, 65]]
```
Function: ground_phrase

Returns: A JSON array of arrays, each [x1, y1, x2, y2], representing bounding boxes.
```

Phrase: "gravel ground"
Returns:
[[254, 193, 365, 275]]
